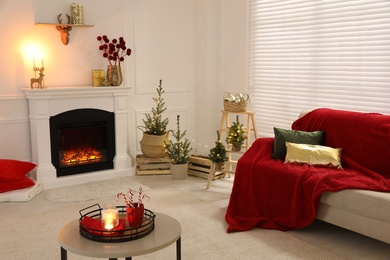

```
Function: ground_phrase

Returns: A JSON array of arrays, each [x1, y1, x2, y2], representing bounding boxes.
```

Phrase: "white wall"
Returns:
[[0, 0, 248, 162], [195, 0, 248, 154]]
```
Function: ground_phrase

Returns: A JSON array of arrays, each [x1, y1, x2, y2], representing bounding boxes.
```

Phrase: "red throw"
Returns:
[[226, 137, 390, 232]]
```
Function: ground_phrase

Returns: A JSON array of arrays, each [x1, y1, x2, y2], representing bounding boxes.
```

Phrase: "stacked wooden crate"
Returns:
[[188, 155, 225, 180], [136, 154, 171, 175]]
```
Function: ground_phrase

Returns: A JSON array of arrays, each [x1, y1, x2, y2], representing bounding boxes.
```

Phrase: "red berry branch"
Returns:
[[97, 35, 132, 66]]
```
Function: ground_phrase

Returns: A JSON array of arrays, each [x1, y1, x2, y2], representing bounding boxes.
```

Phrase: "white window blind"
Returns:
[[248, 0, 390, 137]]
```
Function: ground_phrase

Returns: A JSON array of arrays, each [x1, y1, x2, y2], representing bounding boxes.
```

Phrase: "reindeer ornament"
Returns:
[[30, 68, 45, 89]]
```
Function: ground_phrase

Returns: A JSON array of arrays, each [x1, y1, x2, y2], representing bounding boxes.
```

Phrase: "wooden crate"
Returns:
[[188, 155, 226, 180], [136, 154, 171, 175]]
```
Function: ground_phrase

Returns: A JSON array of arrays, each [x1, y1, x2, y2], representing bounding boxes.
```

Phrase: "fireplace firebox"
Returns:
[[50, 108, 116, 177]]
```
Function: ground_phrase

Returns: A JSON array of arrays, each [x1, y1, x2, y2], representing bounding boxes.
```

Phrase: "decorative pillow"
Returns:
[[0, 159, 37, 182], [0, 176, 35, 193], [284, 142, 343, 169], [272, 128, 325, 160]]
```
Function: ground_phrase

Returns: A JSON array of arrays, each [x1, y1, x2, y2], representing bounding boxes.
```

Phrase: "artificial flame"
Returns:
[[61, 148, 103, 166]]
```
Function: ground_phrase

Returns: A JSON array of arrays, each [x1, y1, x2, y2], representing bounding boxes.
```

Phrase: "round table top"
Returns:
[[58, 212, 181, 258]]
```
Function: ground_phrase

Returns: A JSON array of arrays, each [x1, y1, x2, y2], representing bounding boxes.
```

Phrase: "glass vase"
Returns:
[[106, 64, 123, 86]]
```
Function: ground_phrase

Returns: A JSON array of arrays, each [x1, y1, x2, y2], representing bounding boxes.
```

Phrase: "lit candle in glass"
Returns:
[[101, 206, 119, 230]]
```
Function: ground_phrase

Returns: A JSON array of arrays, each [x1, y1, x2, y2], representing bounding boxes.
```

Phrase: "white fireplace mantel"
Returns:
[[24, 86, 134, 189]]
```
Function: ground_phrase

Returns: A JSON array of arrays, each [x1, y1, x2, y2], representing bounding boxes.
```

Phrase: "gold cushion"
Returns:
[[284, 142, 343, 169]]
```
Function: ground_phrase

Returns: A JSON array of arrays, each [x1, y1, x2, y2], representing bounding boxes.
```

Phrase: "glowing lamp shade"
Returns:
[[101, 206, 119, 230]]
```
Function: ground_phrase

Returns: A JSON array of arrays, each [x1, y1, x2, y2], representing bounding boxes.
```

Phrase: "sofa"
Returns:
[[225, 108, 390, 244]]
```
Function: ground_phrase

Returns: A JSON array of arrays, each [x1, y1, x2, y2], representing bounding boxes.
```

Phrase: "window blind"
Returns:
[[248, 0, 390, 137]]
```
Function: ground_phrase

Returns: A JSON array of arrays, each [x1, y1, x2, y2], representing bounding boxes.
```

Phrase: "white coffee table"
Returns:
[[58, 212, 181, 260]]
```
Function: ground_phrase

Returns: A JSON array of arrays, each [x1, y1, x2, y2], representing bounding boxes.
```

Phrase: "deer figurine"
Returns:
[[56, 14, 72, 45], [30, 71, 45, 89]]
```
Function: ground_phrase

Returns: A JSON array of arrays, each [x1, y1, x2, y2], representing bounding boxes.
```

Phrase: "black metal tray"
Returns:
[[79, 204, 155, 243]]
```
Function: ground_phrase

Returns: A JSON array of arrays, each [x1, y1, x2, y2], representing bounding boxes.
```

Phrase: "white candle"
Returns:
[[101, 206, 119, 230], [33, 56, 36, 69]]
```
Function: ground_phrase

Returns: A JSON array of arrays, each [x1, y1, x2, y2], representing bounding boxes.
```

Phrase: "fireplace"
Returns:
[[24, 86, 134, 189], [50, 109, 116, 177]]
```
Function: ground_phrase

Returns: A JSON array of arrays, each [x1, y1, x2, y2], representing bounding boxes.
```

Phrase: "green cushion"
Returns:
[[272, 127, 325, 160]]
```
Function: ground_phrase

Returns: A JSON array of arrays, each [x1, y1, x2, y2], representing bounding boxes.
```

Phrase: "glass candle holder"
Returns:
[[101, 205, 119, 230]]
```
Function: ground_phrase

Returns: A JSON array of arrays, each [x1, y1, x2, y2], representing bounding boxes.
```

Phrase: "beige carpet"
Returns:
[[44, 176, 150, 202], [1, 175, 389, 259]]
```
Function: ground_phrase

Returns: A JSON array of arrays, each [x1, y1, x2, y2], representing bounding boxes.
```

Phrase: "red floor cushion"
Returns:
[[0, 177, 35, 193], [0, 159, 36, 182], [0, 159, 36, 193]]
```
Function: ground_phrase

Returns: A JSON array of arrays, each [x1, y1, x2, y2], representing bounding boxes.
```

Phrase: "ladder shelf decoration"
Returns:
[[206, 110, 258, 189]]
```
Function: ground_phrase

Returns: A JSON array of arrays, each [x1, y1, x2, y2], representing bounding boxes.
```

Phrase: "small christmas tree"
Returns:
[[226, 115, 247, 149], [208, 131, 228, 163], [164, 115, 192, 164], [141, 80, 169, 135]]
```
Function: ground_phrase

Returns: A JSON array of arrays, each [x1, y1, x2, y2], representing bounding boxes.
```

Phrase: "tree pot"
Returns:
[[231, 143, 242, 152], [170, 163, 188, 180], [139, 132, 169, 158], [214, 162, 223, 171]]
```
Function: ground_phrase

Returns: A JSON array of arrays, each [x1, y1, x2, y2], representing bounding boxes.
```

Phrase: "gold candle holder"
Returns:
[[30, 67, 45, 89], [71, 3, 84, 25]]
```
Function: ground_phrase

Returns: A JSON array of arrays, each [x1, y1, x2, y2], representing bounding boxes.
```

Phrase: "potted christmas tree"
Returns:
[[138, 80, 169, 157], [226, 115, 247, 152], [164, 115, 192, 179], [208, 131, 228, 170]]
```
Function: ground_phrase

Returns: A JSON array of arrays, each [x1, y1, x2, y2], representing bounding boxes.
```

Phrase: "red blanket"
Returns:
[[292, 108, 390, 179], [225, 137, 390, 232]]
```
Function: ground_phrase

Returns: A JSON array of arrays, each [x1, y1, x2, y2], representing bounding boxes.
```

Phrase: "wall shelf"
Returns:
[[35, 23, 94, 45], [35, 23, 94, 27]]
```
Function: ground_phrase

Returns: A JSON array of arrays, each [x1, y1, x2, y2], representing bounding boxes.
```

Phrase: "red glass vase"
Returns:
[[126, 203, 144, 227]]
